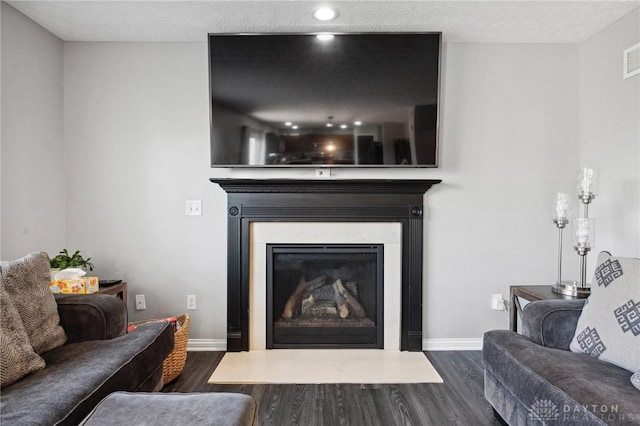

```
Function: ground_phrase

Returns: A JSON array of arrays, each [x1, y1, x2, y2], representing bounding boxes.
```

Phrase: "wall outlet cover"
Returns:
[[186, 200, 202, 216], [135, 294, 146, 310]]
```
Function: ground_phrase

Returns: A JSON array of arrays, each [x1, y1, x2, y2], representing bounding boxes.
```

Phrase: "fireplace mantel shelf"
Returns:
[[211, 178, 442, 194], [212, 178, 442, 352]]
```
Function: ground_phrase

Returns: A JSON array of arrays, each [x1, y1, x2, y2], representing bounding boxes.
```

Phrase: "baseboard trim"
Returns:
[[423, 338, 483, 351], [187, 339, 226, 351], [187, 338, 483, 352]]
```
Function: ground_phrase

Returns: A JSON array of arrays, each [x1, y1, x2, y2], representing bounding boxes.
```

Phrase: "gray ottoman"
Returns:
[[79, 392, 258, 426]]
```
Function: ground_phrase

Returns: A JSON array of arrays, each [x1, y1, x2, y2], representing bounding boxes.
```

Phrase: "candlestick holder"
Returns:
[[574, 242, 592, 289], [551, 216, 574, 287], [551, 167, 598, 298], [551, 193, 581, 295], [572, 217, 595, 291]]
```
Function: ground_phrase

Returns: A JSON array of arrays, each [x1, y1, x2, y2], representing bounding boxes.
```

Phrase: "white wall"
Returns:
[[425, 43, 579, 338], [579, 9, 640, 275], [1, 2, 65, 259]]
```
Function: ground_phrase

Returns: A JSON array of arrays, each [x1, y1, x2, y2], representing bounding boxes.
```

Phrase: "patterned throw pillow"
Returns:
[[0, 283, 45, 387], [632, 372, 640, 391], [0, 252, 66, 354], [569, 252, 640, 372]]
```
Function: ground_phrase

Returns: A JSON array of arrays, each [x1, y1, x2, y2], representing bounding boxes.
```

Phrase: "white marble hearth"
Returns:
[[250, 222, 402, 350]]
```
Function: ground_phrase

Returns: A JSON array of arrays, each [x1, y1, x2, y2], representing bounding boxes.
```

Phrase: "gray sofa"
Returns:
[[483, 299, 640, 425], [0, 293, 174, 425]]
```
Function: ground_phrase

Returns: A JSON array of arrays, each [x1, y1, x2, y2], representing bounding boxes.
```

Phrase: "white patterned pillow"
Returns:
[[569, 252, 640, 372], [632, 372, 640, 391], [0, 252, 66, 353]]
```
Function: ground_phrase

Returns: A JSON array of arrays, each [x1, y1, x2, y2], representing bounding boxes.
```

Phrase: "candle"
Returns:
[[555, 192, 569, 219]]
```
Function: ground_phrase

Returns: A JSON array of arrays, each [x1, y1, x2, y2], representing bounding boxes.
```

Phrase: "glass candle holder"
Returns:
[[577, 167, 599, 202], [552, 192, 571, 226], [573, 217, 596, 249]]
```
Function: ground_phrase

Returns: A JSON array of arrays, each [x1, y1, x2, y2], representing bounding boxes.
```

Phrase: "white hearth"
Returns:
[[249, 222, 402, 350]]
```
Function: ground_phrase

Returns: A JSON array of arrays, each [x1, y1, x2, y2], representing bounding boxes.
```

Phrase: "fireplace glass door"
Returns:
[[267, 244, 383, 349]]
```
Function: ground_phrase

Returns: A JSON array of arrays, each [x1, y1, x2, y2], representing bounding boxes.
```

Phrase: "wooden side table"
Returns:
[[509, 285, 586, 332], [98, 281, 127, 302]]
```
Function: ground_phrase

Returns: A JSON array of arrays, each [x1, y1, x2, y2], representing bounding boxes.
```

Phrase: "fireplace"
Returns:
[[211, 179, 441, 352], [267, 244, 383, 349]]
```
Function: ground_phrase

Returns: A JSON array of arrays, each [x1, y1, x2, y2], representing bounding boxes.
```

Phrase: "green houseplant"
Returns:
[[50, 249, 94, 271]]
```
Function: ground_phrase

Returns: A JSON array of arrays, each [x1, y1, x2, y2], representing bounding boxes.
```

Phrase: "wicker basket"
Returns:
[[129, 313, 190, 384], [162, 313, 190, 383]]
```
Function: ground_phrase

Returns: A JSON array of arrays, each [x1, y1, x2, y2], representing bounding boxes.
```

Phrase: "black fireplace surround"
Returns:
[[211, 179, 441, 352]]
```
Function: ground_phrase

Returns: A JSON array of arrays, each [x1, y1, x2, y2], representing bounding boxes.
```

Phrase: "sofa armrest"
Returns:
[[521, 299, 586, 350], [55, 294, 128, 343]]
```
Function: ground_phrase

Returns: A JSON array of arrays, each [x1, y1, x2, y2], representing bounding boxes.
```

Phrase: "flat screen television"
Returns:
[[208, 32, 441, 167]]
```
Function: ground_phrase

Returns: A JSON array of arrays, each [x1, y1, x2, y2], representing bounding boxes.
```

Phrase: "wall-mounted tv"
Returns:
[[208, 32, 441, 167]]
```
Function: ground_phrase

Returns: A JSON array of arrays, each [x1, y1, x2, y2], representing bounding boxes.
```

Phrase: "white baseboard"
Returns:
[[187, 339, 226, 351], [423, 338, 483, 351], [187, 338, 483, 352]]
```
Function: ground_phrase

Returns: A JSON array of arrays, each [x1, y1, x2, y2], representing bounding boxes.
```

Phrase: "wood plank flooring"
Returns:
[[161, 351, 505, 426]]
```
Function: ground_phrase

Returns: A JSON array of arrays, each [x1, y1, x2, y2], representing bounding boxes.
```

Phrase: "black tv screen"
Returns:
[[208, 33, 441, 167]]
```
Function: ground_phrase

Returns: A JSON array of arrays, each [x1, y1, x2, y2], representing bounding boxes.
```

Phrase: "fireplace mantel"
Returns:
[[211, 178, 442, 351]]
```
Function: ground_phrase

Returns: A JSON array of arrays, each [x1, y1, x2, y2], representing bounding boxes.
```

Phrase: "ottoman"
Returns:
[[79, 392, 258, 426]]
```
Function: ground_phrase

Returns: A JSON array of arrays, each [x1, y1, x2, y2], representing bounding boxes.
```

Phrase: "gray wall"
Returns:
[[1, 3, 65, 260], [2, 5, 638, 345], [578, 9, 640, 277]]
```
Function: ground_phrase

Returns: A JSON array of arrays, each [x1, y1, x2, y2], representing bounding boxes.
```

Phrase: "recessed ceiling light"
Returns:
[[292, 125, 299, 129], [340, 124, 347, 129], [313, 6, 338, 21], [285, 122, 292, 126], [354, 121, 362, 126]]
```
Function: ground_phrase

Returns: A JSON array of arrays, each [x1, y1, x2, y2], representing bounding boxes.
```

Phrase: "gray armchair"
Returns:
[[483, 299, 639, 425]]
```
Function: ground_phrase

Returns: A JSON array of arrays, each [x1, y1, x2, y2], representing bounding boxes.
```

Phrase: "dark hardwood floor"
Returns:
[[161, 351, 504, 426]]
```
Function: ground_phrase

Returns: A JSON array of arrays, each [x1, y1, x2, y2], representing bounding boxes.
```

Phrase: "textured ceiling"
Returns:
[[7, 0, 640, 44]]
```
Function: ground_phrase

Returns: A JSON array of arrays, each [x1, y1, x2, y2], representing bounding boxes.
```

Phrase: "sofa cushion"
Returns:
[[569, 252, 640, 372], [0, 283, 45, 387], [0, 321, 174, 426], [0, 252, 67, 353]]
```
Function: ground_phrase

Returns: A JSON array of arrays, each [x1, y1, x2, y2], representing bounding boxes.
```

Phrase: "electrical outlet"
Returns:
[[135, 294, 146, 310], [491, 294, 505, 311], [185, 200, 202, 216], [187, 294, 197, 310]]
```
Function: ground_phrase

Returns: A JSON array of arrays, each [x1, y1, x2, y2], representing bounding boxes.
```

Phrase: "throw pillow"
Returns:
[[569, 252, 640, 372], [631, 372, 640, 391], [0, 252, 66, 354], [0, 283, 45, 387]]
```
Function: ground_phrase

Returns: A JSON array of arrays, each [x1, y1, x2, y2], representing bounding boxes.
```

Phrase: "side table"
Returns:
[[98, 281, 127, 302], [509, 285, 587, 332]]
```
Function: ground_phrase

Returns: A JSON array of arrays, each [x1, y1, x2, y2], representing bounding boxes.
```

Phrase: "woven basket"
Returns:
[[163, 313, 190, 383]]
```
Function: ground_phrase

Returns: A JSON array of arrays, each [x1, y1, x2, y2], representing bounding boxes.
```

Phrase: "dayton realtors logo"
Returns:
[[527, 398, 560, 423], [527, 399, 638, 423]]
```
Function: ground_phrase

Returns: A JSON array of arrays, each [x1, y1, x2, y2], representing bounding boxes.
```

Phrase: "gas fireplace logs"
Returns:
[[281, 275, 367, 321]]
